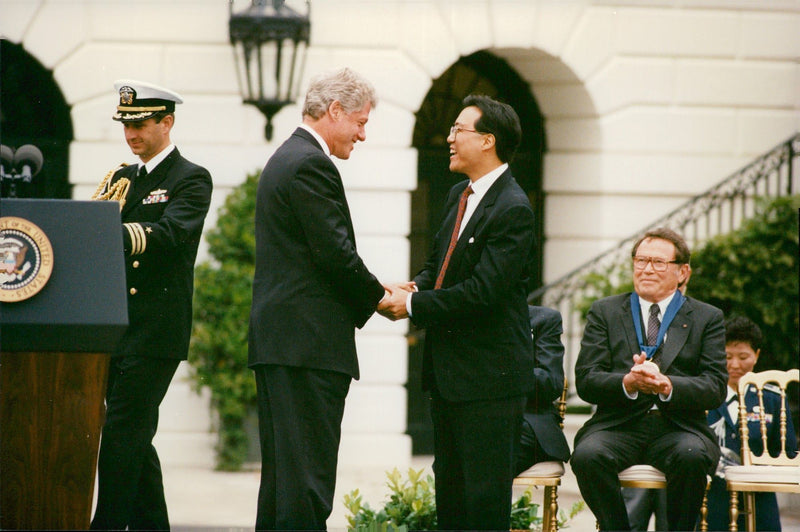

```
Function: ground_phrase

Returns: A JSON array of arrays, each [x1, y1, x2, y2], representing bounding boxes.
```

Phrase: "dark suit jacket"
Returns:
[[523, 305, 571, 462], [705, 386, 797, 531], [574, 292, 728, 449], [410, 170, 536, 401], [248, 127, 384, 379], [109, 148, 212, 360]]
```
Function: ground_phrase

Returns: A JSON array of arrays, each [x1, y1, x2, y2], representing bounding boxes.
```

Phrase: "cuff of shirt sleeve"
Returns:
[[623, 381, 638, 400]]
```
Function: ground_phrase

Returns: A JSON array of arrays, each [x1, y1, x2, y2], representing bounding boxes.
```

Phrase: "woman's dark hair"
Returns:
[[725, 316, 763, 352]]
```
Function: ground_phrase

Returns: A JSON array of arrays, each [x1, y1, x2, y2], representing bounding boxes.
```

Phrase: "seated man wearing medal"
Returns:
[[570, 227, 728, 532]]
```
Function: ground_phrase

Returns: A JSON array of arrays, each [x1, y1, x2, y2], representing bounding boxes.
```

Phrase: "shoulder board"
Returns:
[[763, 383, 782, 395], [111, 162, 130, 177]]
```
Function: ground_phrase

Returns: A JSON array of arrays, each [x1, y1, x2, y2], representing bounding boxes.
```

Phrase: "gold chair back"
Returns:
[[738, 369, 799, 467], [726, 368, 800, 532]]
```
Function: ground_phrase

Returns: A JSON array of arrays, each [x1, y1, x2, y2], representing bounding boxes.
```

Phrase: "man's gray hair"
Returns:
[[302, 67, 377, 119]]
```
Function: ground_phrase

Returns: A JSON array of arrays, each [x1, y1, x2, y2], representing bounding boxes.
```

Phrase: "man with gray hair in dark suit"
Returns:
[[248, 67, 387, 530], [571, 227, 727, 532]]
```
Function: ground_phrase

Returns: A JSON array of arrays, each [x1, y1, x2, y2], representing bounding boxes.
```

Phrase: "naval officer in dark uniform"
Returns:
[[91, 80, 213, 530]]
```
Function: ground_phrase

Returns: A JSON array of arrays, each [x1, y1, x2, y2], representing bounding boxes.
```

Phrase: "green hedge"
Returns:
[[688, 195, 799, 371], [189, 172, 259, 470]]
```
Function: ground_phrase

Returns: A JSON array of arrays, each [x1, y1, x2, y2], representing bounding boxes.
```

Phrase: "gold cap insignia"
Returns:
[[119, 86, 135, 106]]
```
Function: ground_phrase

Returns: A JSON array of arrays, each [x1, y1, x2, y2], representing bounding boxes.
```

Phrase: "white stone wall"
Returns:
[[2, 0, 798, 471]]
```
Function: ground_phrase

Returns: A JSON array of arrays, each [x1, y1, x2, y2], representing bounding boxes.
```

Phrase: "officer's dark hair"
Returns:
[[462, 94, 521, 164], [725, 316, 763, 352], [152, 111, 174, 124]]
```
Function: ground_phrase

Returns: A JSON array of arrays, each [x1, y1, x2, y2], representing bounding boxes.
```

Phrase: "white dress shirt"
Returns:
[[406, 164, 508, 317], [299, 123, 331, 157], [139, 144, 175, 174], [456, 163, 507, 238]]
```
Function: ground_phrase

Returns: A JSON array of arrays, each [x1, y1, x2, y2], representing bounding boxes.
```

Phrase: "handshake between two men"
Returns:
[[376, 282, 417, 321]]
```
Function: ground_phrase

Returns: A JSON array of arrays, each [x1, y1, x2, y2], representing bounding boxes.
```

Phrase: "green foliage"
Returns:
[[349, 522, 408, 532], [344, 468, 584, 531], [574, 264, 632, 318], [688, 195, 800, 370], [510, 490, 585, 531], [577, 195, 800, 371], [509, 489, 541, 530], [344, 468, 437, 531], [189, 171, 260, 470]]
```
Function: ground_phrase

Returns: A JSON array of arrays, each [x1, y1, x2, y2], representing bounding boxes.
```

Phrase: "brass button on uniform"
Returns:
[[133, 261, 140, 268], [130, 287, 137, 295]]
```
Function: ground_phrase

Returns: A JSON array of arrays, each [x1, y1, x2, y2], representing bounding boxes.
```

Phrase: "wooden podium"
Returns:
[[0, 199, 128, 529]]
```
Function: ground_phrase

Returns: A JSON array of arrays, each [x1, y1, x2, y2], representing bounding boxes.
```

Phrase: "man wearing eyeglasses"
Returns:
[[380, 94, 537, 530], [570, 227, 727, 532]]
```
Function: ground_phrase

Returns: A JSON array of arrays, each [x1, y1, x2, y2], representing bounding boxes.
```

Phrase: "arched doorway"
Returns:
[[0, 39, 73, 199], [407, 50, 546, 454]]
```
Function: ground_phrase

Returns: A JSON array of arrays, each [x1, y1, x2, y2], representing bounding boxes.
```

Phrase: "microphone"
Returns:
[[0, 144, 14, 177], [13, 144, 44, 182]]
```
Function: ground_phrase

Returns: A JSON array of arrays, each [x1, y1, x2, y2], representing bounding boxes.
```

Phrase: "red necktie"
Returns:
[[434, 185, 473, 289]]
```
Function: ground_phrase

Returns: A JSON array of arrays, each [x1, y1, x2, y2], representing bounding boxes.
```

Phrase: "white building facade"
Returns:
[[2, 0, 798, 471]]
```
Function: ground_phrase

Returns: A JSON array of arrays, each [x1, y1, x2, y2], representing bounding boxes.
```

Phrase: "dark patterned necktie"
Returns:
[[647, 304, 661, 346], [434, 185, 473, 289]]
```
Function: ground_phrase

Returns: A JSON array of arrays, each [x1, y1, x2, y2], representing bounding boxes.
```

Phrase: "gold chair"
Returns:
[[615, 450, 711, 531], [725, 369, 800, 532], [513, 379, 569, 532]]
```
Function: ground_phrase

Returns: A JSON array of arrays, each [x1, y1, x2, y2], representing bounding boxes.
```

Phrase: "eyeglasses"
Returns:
[[632, 256, 680, 272], [449, 125, 482, 138]]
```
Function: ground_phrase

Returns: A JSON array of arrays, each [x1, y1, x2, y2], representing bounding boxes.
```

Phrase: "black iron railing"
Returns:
[[530, 133, 800, 393]]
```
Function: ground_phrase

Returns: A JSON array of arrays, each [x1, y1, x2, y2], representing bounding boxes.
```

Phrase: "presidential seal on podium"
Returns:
[[0, 216, 54, 302]]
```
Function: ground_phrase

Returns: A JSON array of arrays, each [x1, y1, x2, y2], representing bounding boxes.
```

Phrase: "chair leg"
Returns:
[[699, 481, 709, 531], [549, 485, 559, 532], [729, 490, 739, 532], [542, 486, 554, 532], [744, 492, 756, 532]]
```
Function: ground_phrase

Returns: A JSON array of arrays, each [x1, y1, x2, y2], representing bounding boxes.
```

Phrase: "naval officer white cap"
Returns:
[[112, 79, 183, 122]]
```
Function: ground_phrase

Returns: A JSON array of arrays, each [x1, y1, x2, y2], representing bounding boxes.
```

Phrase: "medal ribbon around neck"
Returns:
[[630, 291, 685, 359]]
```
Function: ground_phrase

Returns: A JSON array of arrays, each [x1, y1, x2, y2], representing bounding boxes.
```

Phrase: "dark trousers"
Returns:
[[513, 417, 559, 476], [253, 364, 351, 531], [430, 391, 525, 531], [622, 487, 668, 531], [91, 356, 180, 531], [571, 413, 718, 532]]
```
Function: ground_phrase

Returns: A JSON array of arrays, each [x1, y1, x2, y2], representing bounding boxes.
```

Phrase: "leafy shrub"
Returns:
[[344, 468, 584, 531], [189, 171, 259, 470], [510, 490, 585, 531], [344, 468, 436, 531], [688, 195, 799, 371]]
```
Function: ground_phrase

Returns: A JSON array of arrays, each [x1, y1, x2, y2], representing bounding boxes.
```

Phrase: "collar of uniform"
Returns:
[[299, 123, 331, 158], [140, 144, 176, 174], [726, 385, 737, 403]]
